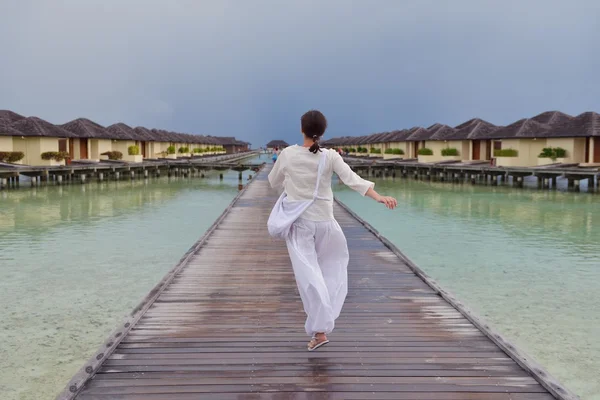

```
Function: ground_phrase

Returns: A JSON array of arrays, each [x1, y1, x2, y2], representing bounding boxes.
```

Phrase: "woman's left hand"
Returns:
[[378, 196, 397, 210]]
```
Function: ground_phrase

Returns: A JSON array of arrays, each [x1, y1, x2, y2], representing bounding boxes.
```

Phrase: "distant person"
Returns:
[[268, 110, 397, 351], [272, 147, 278, 163]]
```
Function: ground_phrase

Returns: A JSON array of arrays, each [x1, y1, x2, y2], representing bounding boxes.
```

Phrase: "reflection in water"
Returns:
[[335, 177, 600, 399], [0, 169, 250, 400]]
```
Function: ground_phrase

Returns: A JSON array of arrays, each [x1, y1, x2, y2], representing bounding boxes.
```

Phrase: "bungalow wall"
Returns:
[[496, 139, 546, 167], [383, 141, 411, 157], [424, 140, 469, 162], [13, 137, 59, 166], [545, 138, 587, 164], [113, 140, 137, 157], [89, 139, 112, 161], [0, 136, 13, 152]]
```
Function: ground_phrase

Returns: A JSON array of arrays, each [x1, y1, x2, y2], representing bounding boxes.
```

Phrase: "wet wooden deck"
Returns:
[[58, 165, 576, 400]]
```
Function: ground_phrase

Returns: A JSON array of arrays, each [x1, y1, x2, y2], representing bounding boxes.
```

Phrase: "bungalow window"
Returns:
[[493, 141, 502, 150]]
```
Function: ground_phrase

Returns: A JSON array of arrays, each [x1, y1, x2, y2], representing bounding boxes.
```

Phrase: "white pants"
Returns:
[[286, 218, 349, 336]]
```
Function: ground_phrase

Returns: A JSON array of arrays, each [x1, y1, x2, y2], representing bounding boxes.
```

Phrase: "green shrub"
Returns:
[[101, 151, 123, 160], [178, 147, 189, 154], [41, 151, 55, 160], [167, 146, 176, 154], [418, 148, 433, 156], [494, 148, 518, 157], [349, 148, 356, 153], [441, 148, 459, 156], [370, 148, 382, 154], [0, 151, 25, 163], [385, 148, 405, 155], [41, 151, 69, 161], [357, 147, 369, 153], [539, 147, 567, 160], [193, 148, 202, 154], [128, 145, 140, 156]]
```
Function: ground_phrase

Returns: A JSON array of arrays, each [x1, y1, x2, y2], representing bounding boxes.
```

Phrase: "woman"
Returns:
[[268, 110, 397, 351]]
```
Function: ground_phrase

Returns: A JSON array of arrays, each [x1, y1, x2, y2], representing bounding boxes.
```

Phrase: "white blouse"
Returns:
[[268, 145, 375, 221]]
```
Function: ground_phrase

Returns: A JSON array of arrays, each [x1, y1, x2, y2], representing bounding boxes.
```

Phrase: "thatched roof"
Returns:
[[0, 120, 26, 137], [61, 118, 111, 139], [0, 110, 26, 124], [406, 127, 433, 141], [487, 118, 551, 139], [9, 117, 76, 138], [266, 140, 289, 148], [428, 124, 458, 141], [451, 118, 498, 140], [0, 109, 249, 144], [107, 123, 137, 140]]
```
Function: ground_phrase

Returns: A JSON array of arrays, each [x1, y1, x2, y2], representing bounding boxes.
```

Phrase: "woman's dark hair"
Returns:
[[301, 110, 327, 154]]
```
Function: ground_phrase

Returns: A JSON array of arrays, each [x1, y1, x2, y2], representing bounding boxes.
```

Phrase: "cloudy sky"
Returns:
[[1, 0, 599, 146]]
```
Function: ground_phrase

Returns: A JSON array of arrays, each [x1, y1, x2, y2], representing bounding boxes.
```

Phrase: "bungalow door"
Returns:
[[68, 139, 74, 158], [140, 141, 147, 158], [594, 137, 600, 163], [472, 140, 481, 160], [80, 138, 88, 159], [414, 142, 419, 158], [486, 140, 492, 160], [585, 138, 590, 163], [58, 139, 68, 153]]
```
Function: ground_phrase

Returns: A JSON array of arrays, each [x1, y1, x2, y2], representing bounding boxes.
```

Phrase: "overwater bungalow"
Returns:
[[325, 110, 600, 167], [0, 109, 248, 166], [60, 118, 114, 161], [8, 117, 77, 166], [0, 111, 27, 159], [266, 140, 289, 151]]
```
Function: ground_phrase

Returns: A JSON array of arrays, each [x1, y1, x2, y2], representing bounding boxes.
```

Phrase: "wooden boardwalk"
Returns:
[[58, 165, 576, 400]]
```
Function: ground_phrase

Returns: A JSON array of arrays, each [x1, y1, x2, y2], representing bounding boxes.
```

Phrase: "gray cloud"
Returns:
[[1, 0, 599, 147]]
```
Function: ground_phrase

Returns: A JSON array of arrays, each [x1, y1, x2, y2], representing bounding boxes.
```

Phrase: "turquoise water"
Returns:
[[0, 166, 260, 400], [0, 158, 598, 399], [335, 177, 600, 400]]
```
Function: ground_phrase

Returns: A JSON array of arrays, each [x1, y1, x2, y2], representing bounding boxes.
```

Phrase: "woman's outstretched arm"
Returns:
[[365, 187, 397, 210], [332, 151, 397, 210]]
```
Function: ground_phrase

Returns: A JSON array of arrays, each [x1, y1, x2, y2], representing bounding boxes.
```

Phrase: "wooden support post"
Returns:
[[115, 172, 120, 180], [238, 171, 243, 181], [567, 178, 574, 190], [1, 177, 7, 189], [219, 173, 223, 180], [98, 172, 104, 182], [144, 170, 149, 178], [57, 175, 63, 185], [81, 174, 86, 184], [551, 176, 557, 189], [588, 177, 594, 191], [515, 176, 523, 188], [201, 173, 205, 178]]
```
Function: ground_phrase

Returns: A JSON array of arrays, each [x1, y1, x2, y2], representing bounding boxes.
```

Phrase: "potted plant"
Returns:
[[166, 145, 177, 159], [124, 145, 143, 163], [538, 147, 567, 165], [40, 151, 68, 166], [0, 151, 25, 164], [417, 147, 435, 163], [178, 147, 191, 157], [494, 148, 519, 167], [440, 147, 461, 161], [383, 148, 405, 160], [369, 148, 382, 157]]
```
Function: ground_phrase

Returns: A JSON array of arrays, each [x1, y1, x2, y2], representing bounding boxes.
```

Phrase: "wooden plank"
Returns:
[[55, 165, 576, 400]]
